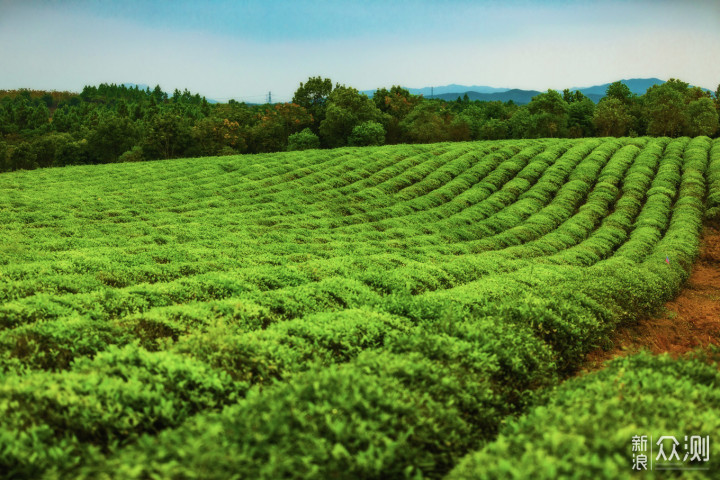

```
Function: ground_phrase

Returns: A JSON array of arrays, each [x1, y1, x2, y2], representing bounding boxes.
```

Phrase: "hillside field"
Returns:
[[1, 137, 719, 478]]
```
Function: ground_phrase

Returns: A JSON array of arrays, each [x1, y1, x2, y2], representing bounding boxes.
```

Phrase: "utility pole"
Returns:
[[268, 91, 272, 104]]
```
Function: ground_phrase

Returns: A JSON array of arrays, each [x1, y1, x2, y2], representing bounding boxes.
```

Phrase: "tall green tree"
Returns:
[[88, 112, 138, 163], [373, 86, 419, 144], [605, 81, 635, 105], [593, 98, 632, 137], [479, 118, 508, 140], [251, 103, 313, 152], [399, 102, 468, 143], [685, 97, 718, 137], [319, 86, 386, 148], [142, 111, 192, 159], [348, 121, 386, 147], [527, 89, 569, 138], [567, 94, 595, 137], [645, 80, 689, 137], [292, 77, 333, 134]]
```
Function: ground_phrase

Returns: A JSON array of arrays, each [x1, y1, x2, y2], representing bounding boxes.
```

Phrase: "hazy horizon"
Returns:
[[1, 0, 718, 102]]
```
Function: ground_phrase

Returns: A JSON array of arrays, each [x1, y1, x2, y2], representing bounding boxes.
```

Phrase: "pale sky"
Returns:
[[1, 0, 718, 102]]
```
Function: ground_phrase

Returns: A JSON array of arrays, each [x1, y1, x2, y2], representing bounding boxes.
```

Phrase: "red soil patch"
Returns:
[[582, 224, 720, 371]]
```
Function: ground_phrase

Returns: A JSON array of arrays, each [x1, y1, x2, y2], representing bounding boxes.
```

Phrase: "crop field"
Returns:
[[1, 137, 720, 478]]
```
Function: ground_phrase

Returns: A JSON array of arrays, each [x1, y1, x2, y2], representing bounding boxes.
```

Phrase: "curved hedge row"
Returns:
[[447, 350, 720, 480], [0, 137, 718, 478]]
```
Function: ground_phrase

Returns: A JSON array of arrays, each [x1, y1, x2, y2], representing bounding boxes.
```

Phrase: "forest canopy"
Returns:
[[0, 78, 718, 172]]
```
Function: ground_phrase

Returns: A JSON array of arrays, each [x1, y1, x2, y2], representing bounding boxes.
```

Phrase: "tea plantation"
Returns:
[[1, 137, 719, 478]]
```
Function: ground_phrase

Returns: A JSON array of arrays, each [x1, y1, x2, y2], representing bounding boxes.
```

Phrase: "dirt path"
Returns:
[[582, 224, 720, 371]]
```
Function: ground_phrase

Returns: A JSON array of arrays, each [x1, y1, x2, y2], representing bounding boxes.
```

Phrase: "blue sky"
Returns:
[[1, 0, 718, 102]]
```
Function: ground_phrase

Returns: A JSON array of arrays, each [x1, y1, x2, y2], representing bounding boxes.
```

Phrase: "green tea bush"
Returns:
[[447, 350, 720, 480], [0, 344, 239, 478]]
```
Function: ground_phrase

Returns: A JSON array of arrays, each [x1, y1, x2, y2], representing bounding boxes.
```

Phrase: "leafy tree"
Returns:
[[372, 86, 419, 144], [593, 98, 632, 137], [0, 104, 15, 134], [479, 118, 508, 140], [527, 89, 569, 137], [142, 112, 192, 159], [399, 102, 451, 143], [562, 89, 588, 104], [605, 81, 634, 105], [482, 101, 508, 120], [292, 77, 333, 133], [251, 103, 313, 152], [455, 104, 485, 140], [348, 121, 385, 146], [33, 133, 72, 168], [685, 97, 718, 137], [447, 115, 472, 141], [118, 146, 145, 163], [216, 101, 254, 126], [507, 106, 532, 139], [567, 97, 595, 137], [645, 80, 688, 137], [190, 117, 245, 156], [88, 113, 138, 163], [11, 99, 33, 130], [117, 101, 129, 118], [0, 140, 8, 171], [287, 128, 321, 151], [152, 85, 166, 104], [40, 93, 54, 108], [55, 139, 89, 166], [8, 142, 37, 170], [319, 86, 386, 148], [29, 103, 51, 131]]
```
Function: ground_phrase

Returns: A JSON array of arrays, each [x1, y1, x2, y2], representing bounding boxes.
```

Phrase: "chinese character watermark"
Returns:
[[631, 434, 711, 472]]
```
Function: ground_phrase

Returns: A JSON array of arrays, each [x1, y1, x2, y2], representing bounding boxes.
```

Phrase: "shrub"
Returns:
[[118, 145, 144, 163], [348, 121, 385, 147], [287, 128, 320, 151]]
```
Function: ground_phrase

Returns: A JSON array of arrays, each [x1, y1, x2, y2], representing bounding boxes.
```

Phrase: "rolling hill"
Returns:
[[1, 137, 719, 477]]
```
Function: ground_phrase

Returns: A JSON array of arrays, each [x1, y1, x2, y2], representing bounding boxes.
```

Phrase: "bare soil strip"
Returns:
[[583, 224, 720, 371]]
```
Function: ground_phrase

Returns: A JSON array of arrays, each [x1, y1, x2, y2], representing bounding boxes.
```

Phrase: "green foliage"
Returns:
[[605, 81, 635, 105], [480, 118, 508, 140], [594, 98, 632, 137], [117, 145, 144, 163], [287, 127, 320, 151], [319, 86, 387, 148], [348, 120, 386, 146], [707, 139, 720, 219], [292, 76, 334, 132], [527, 89, 570, 138], [447, 350, 720, 480], [0, 137, 718, 478], [686, 97, 719, 137], [1, 77, 716, 176], [0, 344, 239, 478]]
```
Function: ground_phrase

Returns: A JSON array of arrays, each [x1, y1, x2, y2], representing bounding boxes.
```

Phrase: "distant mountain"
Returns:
[[434, 89, 540, 104], [361, 84, 509, 98], [362, 78, 709, 105], [407, 84, 510, 96], [572, 78, 665, 96], [431, 89, 609, 105]]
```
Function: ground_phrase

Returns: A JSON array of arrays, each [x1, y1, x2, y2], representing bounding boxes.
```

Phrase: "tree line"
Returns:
[[0, 78, 718, 172]]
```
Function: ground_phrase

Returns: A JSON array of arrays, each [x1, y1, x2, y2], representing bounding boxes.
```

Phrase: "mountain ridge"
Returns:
[[360, 78, 710, 105]]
